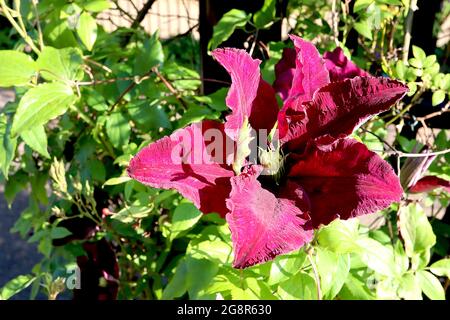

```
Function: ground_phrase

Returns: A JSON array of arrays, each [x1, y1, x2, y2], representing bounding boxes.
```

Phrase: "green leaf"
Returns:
[[188, 237, 233, 265], [407, 82, 417, 96], [105, 112, 130, 149], [440, 73, 450, 90], [408, 57, 422, 69], [424, 62, 440, 76], [43, 20, 78, 48], [356, 238, 396, 276], [338, 272, 375, 300], [162, 259, 188, 299], [429, 259, 450, 278], [0, 50, 36, 87], [0, 114, 17, 177], [395, 60, 406, 79], [267, 250, 307, 285], [11, 83, 76, 136], [432, 90, 446, 106], [208, 9, 251, 50], [398, 203, 436, 257], [77, 12, 97, 51], [185, 257, 219, 299], [4, 171, 28, 207], [134, 32, 164, 75], [417, 270, 445, 300], [315, 248, 350, 299], [37, 46, 84, 82], [205, 88, 228, 111], [354, 0, 373, 12], [277, 271, 318, 300], [128, 101, 171, 131], [0, 275, 35, 300], [170, 202, 202, 240], [398, 273, 422, 300], [50, 227, 72, 239], [20, 125, 50, 158], [412, 45, 426, 62], [103, 176, 131, 186], [82, 0, 112, 12], [423, 55, 436, 68], [316, 219, 360, 253], [253, 0, 276, 29], [354, 20, 372, 40]]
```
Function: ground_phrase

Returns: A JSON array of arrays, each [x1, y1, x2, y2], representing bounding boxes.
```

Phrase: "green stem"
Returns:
[[0, 0, 40, 54]]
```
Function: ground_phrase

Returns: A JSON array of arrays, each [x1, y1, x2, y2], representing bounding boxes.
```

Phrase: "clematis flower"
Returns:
[[128, 35, 408, 269], [273, 43, 369, 101]]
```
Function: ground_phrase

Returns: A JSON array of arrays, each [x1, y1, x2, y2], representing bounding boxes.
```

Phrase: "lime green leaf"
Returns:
[[398, 273, 422, 300], [412, 45, 426, 62], [188, 238, 233, 265], [354, 20, 372, 40], [50, 227, 72, 239], [0, 275, 35, 300], [0, 114, 17, 177], [338, 272, 375, 300], [209, 9, 251, 50], [20, 125, 50, 158], [395, 60, 406, 79], [37, 46, 83, 82], [356, 238, 396, 276], [398, 203, 436, 257], [103, 176, 131, 186], [354, 0, 373, 12], [425, 62, 440, 76], [316, 219, 360, 253], [0, 50, 36, 87], [408, 57, 422, 68], [423, 55, 436, 68], [77, 12, 97, 51], [43, 20, 78, 48], [11, 83, 76, 136], [432, 90, 446, 106], [315, 248, 350, 299], [82, 0, 112, 12], [417, 270, 445, 300], [441, 74, 450, 90], [377, 0, 402, 5], [268, 250, 306, 285], [253, 0, 276, 29], [407, 82, 417, 96], [277, 271, 318, 300], [170, 202, 202, 240], [105, 112, 130, 149], [429, 259, 450, 278]]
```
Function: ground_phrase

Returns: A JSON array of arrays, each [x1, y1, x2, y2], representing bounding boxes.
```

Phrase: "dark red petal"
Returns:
[[324, 47, 370, 82], [409, 176, 450, 193], [212, 48, 278, 139], [277, 36, 330, 140], [289, 136, 403, 228], [226, 166, 313, 269], [281, 77, 408, 150], [273, 47, 296, 101], [127, 121, 234, 216]]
